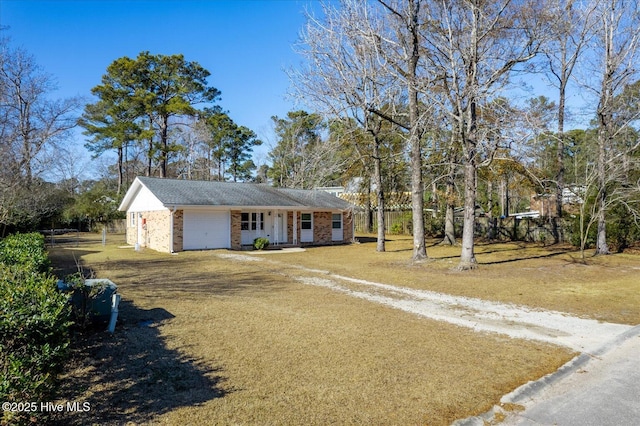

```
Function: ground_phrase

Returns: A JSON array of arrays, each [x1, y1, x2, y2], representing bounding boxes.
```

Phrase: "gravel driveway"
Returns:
[[216, 252, 633, 354]]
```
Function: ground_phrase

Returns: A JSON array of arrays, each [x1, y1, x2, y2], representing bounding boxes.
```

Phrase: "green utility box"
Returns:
[[57, 278, 118, 323]]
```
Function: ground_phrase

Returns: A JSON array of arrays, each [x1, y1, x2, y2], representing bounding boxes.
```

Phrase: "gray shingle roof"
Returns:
[[135, 177, 353, 210]]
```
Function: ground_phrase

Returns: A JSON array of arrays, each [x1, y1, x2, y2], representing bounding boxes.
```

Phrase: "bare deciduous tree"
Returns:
[[0, 37, 80, 233], [424, 0, 550, 269], [589, 0, 640, 254], [541, 0, 596, 242], [0, 43, 79, 185], [364, 0, 433, 261], [291, 0, 406, 252]]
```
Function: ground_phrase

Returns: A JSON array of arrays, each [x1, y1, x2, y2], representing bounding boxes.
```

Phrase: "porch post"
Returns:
[[293, 211, 298, 245], [274, 210, 278, 245]]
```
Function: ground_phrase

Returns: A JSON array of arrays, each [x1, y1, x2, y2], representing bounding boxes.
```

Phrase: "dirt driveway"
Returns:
[[217, 251, 633, 354]]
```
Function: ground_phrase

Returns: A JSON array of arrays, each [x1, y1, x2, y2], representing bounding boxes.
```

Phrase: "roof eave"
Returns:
[[117, 177, 144, 212], [158, 204, 351, 211]]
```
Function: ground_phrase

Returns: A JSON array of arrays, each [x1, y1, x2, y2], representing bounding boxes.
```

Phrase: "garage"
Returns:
[[120, 177, 354, 253], [183, 210, 230, 250]]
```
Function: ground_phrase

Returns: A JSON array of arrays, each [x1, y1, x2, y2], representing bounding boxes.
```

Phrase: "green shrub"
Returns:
[[390, 212, 412, 235], [568, 214, 596, 249], [253, 237, 270, 250], [607, 204, 640, 252], [0, 232, 50, 273], [0, 233, 71, 425]]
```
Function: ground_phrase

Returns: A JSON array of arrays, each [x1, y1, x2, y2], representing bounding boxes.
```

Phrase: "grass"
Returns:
[[46, 233, 640, 425], [262, 236, 640, 325]]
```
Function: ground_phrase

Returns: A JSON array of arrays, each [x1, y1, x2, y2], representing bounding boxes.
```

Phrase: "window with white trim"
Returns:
[[332, 213, 342, 229], [301, 213, 312, 230], [241, 212, 264, 231], [241, 213, 250, 230], [251, 213, 264, 230]]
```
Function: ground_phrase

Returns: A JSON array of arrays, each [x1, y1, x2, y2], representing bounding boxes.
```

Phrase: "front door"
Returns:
[[268, 211, 287, 244]]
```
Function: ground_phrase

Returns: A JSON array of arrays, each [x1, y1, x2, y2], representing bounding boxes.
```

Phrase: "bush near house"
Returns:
[[253, 237, 270, 250], [0, 233, 71, 425]]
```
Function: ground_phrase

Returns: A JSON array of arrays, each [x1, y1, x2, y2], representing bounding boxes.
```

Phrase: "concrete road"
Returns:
[[456, 326, 640, 426]]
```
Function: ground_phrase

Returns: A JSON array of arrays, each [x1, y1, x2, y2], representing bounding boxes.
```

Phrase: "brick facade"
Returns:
[[125, 212, 136, 246], [125, 209, 183, 253], [343, 211, 354, 242], [135, 210, 171, 252], [313, 211, 332, 244], [172, 210, 183, 252], [230, 210, 242, 250], [126, 207, 353, 253]]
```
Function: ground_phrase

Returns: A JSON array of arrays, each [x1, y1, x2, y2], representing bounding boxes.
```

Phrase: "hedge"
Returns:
[[0, 233, 50, 273], [0, 233, 71, 425]]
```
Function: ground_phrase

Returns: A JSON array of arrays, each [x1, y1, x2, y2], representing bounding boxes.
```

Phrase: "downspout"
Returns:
[[170, 206, 177, 253], [135, 212, 141, 251]]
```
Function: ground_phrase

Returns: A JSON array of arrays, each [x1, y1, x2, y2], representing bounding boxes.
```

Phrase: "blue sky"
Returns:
[[1, 0, 318, 171]]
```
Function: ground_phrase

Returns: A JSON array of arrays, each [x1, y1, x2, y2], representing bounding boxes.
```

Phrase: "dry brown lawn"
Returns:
[[46, 233, 640, 425]]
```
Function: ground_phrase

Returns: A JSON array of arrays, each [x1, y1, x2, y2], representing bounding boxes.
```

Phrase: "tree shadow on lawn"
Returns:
[[53, 301, 227, 426], [419, 242, 576, 262], [47, 248, 102, 279], [477, 248, 574, 265], [88, 257, 292, 296]]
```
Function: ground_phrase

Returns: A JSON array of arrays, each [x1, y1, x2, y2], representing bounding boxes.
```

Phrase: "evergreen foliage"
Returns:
[[0, 233, 71, 425]]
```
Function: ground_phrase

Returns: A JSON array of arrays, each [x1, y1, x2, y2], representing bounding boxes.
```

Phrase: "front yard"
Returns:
[[47, 234, 640, 425]]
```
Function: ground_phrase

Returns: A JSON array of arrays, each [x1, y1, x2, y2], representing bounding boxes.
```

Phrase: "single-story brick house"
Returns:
[[118, 177, 355, 253]]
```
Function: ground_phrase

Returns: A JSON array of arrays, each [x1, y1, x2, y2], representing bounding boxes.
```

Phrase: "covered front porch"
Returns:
[[230, 209, 349, 250]]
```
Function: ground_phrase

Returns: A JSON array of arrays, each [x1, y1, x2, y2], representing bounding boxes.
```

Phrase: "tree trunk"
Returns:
[[443, 204, 456, 245], [458, 159, 478, 269], [117, 144, 123, 195], [500, 176, 509, 217], [485, 179, 494, 240], [160, 117, 169, 178], [554, 80, 567, 244], [458, 85, 478, 269], [407, 0, 426, 261], [457, 3, 479, 270], [146, 136, 153, 177], [441, 166, 456, 245], [595, 126, 610, 255], [364, 178, 373, 233], [373, 136, 385, 252]]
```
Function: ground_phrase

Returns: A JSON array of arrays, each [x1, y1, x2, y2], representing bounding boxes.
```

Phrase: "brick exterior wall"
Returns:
[[313, 212, 332, 244], [172, 210, 183, 252], [287, 211, 294, 244], [230, 210, 242, 250], [530, 194, 558, 217], [125, 212, 137, 246], [125, 209, 182, 253], [143, 210, 172, 252], [343, 211, 354, 242], [126, 208, 353, 253]]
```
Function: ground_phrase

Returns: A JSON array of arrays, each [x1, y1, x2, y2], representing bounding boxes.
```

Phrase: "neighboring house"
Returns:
[[118, 177, 355, 253], [529, 187, 586, 218]]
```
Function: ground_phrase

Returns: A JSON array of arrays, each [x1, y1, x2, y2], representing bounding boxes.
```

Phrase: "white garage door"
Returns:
[[183, 210, 230, 250]]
